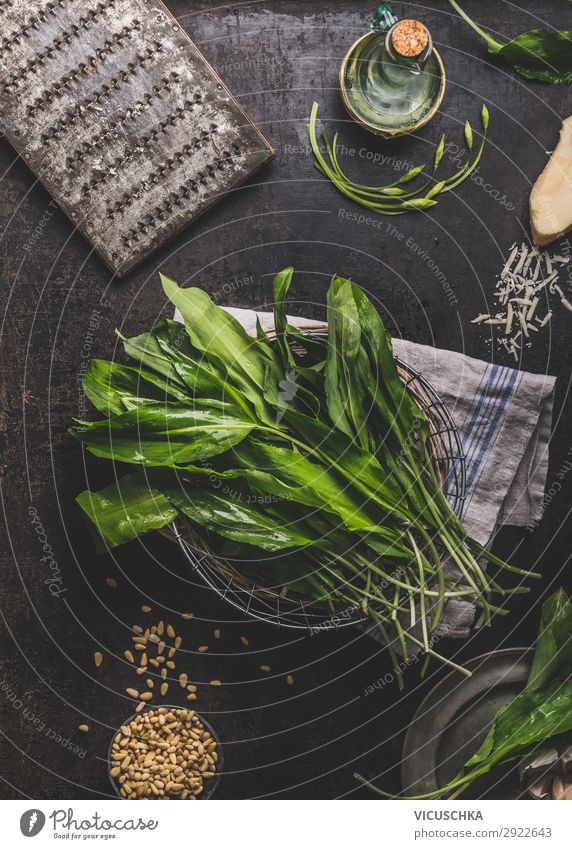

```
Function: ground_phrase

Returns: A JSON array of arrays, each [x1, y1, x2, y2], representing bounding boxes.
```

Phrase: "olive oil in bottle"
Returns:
[[340, 4, 445, 138]]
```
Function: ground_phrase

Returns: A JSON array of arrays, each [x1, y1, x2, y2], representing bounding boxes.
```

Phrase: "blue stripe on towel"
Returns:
[[464, 365, 509, 469], [461, 364, 519, 500], [459, 364, 500, 457]]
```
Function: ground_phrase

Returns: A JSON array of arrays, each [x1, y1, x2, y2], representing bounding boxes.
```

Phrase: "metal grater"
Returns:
[[0, 0, 275, 275]]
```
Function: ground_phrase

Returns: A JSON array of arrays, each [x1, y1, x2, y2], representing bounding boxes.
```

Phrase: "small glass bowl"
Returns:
[[108, 704, 223, 800]]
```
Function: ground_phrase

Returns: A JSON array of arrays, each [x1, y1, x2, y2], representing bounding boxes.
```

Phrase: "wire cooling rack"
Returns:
[[167, 343, 466, 631]]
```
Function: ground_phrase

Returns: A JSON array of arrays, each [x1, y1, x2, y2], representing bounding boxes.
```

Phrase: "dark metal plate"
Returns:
[[0, 0, 275, 275], [401, 648, 533, 799]]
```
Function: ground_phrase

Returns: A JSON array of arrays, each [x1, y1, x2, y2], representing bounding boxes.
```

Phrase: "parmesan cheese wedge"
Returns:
[[530, 116, 572, 246]]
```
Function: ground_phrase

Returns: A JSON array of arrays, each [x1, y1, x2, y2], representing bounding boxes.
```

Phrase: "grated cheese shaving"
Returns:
[[471, 242, 571, 357]]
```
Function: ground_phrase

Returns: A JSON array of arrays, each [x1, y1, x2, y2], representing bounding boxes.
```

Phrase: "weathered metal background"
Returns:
[[0, 0, 275, 275], [1, 0, 571, 802]]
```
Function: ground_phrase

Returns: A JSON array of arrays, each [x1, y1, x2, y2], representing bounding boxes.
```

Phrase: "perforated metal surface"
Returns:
[[0, 0, 275, 275]]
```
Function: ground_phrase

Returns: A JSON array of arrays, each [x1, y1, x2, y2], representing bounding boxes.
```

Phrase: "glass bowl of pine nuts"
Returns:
[[108, 705, 223, 800]]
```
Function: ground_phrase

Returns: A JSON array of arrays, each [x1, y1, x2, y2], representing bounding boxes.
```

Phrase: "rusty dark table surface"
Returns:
[[1, 1, 571, 800]]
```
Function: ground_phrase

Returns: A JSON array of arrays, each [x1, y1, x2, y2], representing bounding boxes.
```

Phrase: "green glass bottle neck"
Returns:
[[369, 4, 398, 33]]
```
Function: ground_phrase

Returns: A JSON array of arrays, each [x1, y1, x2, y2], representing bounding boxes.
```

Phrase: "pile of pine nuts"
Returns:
[[110, 707, 218, 799], [124, 619, 198, 708]]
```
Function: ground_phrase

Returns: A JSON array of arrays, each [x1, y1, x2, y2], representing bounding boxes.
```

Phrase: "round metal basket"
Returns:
[[165, 337, 466, 632]]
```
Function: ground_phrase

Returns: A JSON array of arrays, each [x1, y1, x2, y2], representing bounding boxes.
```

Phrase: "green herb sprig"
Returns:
[[448, 0, 572, 85], [307, 102, 489, 215]]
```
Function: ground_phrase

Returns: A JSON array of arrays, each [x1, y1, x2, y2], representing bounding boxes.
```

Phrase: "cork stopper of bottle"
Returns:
[[390, 19, 429, 59]]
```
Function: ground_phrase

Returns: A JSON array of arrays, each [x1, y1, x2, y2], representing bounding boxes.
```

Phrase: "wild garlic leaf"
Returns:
[[71, 401, 255, 466], [151, 320, 254, 414], [120, 327, 187, 388], [272, 266, 296, 371], [449, 0, 572, 84], [325, 276, 369, 446], [83, 359, 190, 416], [230, 438, 380, 534], [465, 680, 572, 773], [76, 473, 178, 550], [164, 476, 326, 552], [349, 282, 426, 439], [161, 274, 280, 425], [526, 588, 572, 692]]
